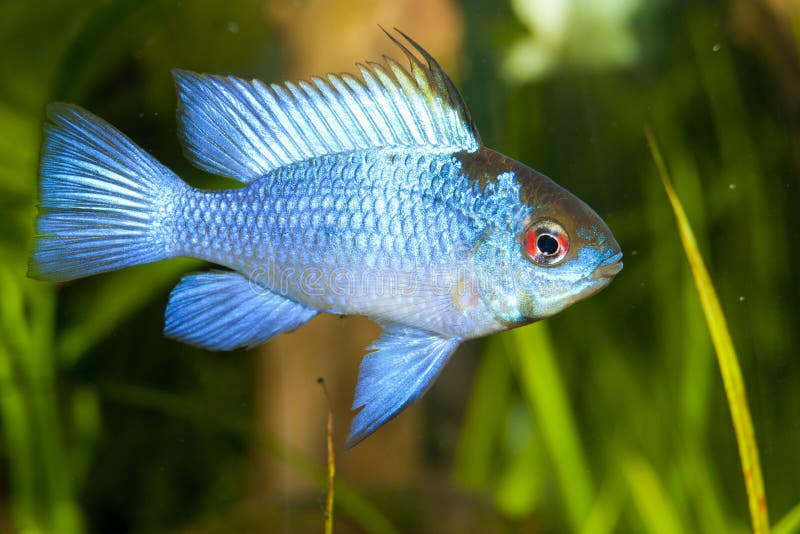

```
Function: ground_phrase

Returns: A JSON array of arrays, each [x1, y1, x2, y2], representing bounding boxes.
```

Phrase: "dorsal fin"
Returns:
[[173, 29, 480, 183]]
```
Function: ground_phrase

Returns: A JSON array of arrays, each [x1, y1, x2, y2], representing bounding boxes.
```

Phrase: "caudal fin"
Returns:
[[30, 104, 185, 282]]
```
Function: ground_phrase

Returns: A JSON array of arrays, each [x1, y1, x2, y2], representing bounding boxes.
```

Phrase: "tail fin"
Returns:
[[30, 103, 185, 282]]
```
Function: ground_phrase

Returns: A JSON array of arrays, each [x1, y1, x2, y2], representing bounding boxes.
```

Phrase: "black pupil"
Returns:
[[537, 234, 559, 255]]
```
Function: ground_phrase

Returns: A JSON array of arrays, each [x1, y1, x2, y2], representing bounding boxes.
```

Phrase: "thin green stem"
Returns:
[[318, 378, 335, 534], [646, 126, 769, 534], [508, 325, 593, 530], [773, 501, 800, 534]]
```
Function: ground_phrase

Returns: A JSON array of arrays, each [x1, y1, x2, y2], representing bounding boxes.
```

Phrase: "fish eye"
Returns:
[[523, 219, 569, 266]]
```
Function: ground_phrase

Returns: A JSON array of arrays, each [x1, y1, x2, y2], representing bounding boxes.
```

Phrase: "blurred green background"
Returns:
[[1, 0, 798, 532]]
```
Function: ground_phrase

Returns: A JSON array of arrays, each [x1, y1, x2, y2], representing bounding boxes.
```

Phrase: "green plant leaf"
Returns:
[[647, 127, 769, 534]]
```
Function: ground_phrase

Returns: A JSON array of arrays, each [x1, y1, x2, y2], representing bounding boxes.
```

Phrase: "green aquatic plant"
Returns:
[[1, 0, 798, 531], [647, 127, 768, 532]]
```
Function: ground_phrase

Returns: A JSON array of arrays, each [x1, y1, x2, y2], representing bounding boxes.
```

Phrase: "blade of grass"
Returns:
[[624, 454, 683, 534], [318, 378, 335, 534], [580, 476, 625, 534], [646, 127, 769, 534], [682, 446, 739, 533], [773, 501, 800, 534], [508, 324, 593, 530], [491, 404, 545, 518], [0, 267, 85, 533], [453, 337, 513, 490], [0, 342, 37, 533]]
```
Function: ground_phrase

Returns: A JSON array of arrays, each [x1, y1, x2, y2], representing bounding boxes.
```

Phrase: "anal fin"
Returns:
[[164, 270, 318, 351], [347, 324, 461, 448]]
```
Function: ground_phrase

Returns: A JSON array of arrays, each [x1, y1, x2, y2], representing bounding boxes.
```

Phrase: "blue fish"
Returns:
[[30, 30, 622, 446]]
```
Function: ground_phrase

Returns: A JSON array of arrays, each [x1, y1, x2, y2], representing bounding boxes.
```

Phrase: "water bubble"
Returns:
[[729, 183, 736, 190], [227, 21, 239, 33], [739, 296, 746, 302], [712, 43, 721, 52]]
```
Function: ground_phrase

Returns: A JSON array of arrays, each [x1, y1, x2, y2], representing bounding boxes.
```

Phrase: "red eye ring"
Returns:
[[523, 220, 569, 266]]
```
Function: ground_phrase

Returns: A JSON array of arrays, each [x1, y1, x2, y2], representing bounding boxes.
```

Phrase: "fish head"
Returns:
[[471, 153, 622, 325], [512, 183, 623, 320]]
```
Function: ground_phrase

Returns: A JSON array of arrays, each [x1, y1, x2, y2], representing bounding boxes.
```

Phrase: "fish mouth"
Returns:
[[592, 251, 623, 280]]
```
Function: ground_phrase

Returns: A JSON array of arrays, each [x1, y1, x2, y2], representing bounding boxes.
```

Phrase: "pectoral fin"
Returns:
[[164, 270, 318, 351], [347, 325, 461, 448]]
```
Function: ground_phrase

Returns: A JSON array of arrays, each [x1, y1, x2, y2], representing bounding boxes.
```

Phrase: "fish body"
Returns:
[[30, 31, 622, 446]]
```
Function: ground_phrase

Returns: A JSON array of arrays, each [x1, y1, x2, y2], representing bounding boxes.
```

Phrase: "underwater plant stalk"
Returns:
[[646, 127, 769, 534], [318, 378, 335, 534]]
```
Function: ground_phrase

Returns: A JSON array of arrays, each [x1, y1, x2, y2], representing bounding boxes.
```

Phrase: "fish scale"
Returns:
[[30, 31, 621, 446]]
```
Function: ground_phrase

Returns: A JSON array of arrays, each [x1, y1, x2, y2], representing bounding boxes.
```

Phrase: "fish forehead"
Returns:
[[456, 147, 611, 240], [455, 147, 577, 209]]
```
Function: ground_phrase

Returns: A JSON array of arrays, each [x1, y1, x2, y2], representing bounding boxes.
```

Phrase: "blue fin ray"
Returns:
[[347, 325, 461, 448], [172, 30, 479, 183], [30, 103, 184, 282], [164, 271, 318, 351]]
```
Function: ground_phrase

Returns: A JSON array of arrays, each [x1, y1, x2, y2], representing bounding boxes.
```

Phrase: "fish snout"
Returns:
[[592, 251, 623, 280]]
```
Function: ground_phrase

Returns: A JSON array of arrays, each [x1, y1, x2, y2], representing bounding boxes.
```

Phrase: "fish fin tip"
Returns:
[[346, 325, 460, 445], [382, 27, 423, 66], [171, 69, 192, 90], [174, 69, 280, 183], [26, 256, 52, 282], [172, 68, 209, 87], [44, 101, 73, 120]]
